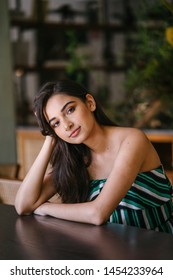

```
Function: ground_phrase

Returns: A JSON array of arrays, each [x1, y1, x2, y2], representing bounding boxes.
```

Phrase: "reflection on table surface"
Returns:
[[0, 204, 173, 260]]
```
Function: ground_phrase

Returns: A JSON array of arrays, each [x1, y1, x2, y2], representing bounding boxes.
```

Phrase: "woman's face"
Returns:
[[44, 93, 97, 144]]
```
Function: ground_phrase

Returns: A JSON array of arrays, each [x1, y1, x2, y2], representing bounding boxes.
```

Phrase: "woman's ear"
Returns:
[[85, 93, 96, 112]]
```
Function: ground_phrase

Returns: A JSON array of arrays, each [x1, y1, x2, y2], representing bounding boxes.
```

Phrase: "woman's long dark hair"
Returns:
[[34, 79, 115, 203]]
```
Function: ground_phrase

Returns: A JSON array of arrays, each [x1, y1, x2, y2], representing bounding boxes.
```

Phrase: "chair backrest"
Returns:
[[0, 163, 20, 179], [0, 178, 21, 205]]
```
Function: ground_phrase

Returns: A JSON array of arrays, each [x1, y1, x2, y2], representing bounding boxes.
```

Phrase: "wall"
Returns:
[[0, 0, 17, 163]]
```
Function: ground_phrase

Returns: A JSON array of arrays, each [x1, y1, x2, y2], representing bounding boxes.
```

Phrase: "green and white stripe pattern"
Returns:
[[88, 165, 173, 233]]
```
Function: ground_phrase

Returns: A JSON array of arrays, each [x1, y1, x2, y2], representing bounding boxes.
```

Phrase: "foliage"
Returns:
[[119, 0, 173, 129], [65, 30, 90, 84]]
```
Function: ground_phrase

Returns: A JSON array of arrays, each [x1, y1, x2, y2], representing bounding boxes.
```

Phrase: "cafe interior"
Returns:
[[1, 0, 173, 261], [0, 0, 173, 204]]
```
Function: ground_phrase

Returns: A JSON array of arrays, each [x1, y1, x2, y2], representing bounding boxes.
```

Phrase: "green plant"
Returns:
[[65, 30, 90, 84], [120, 0, 173, 129]]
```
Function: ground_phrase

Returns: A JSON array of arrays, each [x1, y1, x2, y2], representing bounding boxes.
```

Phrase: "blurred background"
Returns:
[[1, 0, 173, 181]]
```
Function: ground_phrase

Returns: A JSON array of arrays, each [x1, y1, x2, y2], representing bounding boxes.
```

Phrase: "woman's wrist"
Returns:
[[44, 135, 56, 149]]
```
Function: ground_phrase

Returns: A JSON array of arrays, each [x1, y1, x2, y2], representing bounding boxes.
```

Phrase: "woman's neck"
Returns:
[[85, 125, 114, 154]]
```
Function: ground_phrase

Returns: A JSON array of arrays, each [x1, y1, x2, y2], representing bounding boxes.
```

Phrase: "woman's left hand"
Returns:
[[33, 202, 49, 216]]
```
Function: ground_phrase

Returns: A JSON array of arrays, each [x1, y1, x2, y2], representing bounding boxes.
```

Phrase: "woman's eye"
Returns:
[[52, 121, 60, 128], [67, 106, 75, 114]]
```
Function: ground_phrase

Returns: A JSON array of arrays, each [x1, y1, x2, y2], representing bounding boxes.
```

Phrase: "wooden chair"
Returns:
[[0, 163, 20, 179], [0, 178, 21, 205], [0, 178, 61, 206]]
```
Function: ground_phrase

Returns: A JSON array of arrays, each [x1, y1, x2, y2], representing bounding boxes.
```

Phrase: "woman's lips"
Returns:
[[70, 127, 81, 138]]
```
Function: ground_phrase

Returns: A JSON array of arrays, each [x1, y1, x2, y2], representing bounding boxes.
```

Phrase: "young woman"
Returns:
[[15, 79, 173, 233]]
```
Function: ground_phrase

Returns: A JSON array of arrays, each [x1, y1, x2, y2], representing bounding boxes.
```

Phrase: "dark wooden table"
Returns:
[[0, 204, 173, 260]]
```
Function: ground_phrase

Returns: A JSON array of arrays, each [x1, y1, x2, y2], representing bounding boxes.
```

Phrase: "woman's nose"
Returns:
[[63, 120, 73, 131]]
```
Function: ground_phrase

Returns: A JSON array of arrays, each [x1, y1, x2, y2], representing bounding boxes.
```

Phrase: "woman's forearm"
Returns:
[[34, 199, 107, 226], [15, 136, 55, 214]]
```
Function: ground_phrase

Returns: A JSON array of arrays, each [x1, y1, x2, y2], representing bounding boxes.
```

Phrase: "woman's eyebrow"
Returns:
[[61, 101, 75, 112], [48, 101, 75, 124], [49, 117, 56, 124]]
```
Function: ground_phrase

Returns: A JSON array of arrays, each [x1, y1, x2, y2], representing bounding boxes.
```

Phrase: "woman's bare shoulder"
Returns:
[[109, 126, 148, 143], [113, 127, 160, 171], [110, 127, 152, 165]]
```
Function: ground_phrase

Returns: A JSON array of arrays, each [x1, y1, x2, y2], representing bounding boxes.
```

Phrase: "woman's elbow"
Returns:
[[15, 207, 32, 216], [15, 199, 33, 216], [92, 215, 107, 226], [89, 206, 108, 226]]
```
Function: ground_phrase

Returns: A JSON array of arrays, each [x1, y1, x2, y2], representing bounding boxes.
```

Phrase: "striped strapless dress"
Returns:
[[88, 165, 173, 233]]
